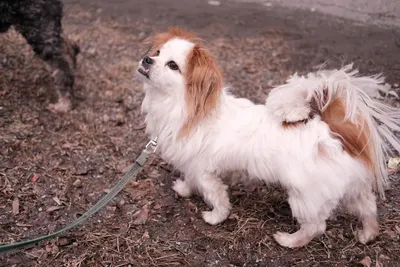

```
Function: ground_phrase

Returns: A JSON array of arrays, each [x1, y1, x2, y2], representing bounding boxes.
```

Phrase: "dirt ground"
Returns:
[[1, 0, 400, 266]]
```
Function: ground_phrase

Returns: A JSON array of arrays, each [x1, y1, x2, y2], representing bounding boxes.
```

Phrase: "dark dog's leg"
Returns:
[[0, 1, 15, 33], [14, 0, 79, 113]]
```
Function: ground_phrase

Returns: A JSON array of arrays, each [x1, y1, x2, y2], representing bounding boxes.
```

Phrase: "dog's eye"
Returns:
[[167, 61, 179, 71], [155, 50, 160, 56]]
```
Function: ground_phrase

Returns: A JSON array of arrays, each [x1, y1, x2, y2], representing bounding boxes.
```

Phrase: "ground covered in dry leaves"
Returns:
[[1, 0, 400, 266]]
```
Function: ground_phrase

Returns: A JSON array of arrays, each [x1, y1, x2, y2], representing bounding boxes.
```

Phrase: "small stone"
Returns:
[[74, 162, 89, 175], [99, 166, 105, 174], [384, 230, 398, 238], [73, 179, 82, 187], [138, 32, 146, 39], [104, 90, 113, 98], [87, 47, 97, 56], [115, 113, 126, 125], [117, 199, 126, 209], [357, 256, 372, 267], [58, 237, 74, 247], [12, 198, 19, 215], [123, 95, 136, 110], [142, 230, 150, 239], [133, 206, 149, 225], [396, 36, 400, 47], [103, 114, 110, 123], [106, 206, 117, 212], [208, 1, 220, 6]]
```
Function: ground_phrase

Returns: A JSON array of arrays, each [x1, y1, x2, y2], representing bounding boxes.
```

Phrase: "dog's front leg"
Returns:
[[172, 175, 194, 198], [173, 171, 231, 225], [194, 172, 231, 225]]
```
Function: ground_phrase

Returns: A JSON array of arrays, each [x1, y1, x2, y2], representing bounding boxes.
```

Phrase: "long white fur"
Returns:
[[266, 63, 400, 198], [137, 37, 400, 248]]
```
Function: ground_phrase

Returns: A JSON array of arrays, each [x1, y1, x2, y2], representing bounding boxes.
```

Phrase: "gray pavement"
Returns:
[[232, 0, 400, 27]]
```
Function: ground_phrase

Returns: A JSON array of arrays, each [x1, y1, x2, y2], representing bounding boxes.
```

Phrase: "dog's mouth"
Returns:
[[138, 66, 150, 79]]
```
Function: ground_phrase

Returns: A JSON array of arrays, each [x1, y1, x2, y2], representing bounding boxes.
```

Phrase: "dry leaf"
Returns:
[[16, 223, 33, 227], [229, 213, 239, 220], [31, 173, 40, 183], [57, 237, 75, 247], [358, 256, 372, 267], [47, 206, 62, 212], [133, 206, 149, 225], [106, 206, 117, 212], [395, 224, 400, 234], [153, 203, 162, 210], [73, 179, 82, 187], [388, 168, 398, 175], [45, 243, 60, 255], [186, 201, 198, 214], [12, 197, 19, 215], [142, 230, 150, 239], [53, 197, 61, 206], [384, 230, 397, 238], [379, 254, 390, 261], [231, 190, 245, 196]]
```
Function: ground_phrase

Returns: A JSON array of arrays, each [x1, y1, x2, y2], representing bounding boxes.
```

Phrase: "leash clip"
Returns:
[[145, 136, 158, 153]]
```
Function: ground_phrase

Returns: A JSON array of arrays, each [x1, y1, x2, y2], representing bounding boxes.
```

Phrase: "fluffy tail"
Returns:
[[299, 64, 400, 198]]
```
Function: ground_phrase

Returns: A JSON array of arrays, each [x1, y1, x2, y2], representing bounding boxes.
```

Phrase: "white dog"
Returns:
[[136, 28, 400, 248]]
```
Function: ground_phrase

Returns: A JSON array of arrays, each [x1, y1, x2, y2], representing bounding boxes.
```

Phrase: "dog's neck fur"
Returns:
[[142, 83, 221, 166], [141, 82, 280, 176]]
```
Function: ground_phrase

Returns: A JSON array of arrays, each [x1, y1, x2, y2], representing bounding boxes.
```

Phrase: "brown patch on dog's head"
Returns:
[[143, 27, 200, 57], [179, 43, 223, 136], [141, 27, 223, 136]]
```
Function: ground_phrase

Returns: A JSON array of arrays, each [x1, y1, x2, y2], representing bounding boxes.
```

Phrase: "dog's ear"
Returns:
[[180, 44, 223, 136]]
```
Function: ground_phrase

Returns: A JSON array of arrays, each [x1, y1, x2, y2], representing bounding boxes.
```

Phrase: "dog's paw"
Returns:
[[47, 95, 72, 113], [202, 210, 228, 225], [172, 179, 192, 198], [273, 231, 312, 248], [356, 218, 379, 244], [356, 228, 378, 244], [274, 232, 296, 248]]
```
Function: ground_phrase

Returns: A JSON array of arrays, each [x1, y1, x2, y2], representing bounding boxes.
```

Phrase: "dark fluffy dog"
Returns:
[[0, 0, 79, 112]]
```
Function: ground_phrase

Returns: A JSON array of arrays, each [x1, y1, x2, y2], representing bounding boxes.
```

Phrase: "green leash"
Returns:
[[0, 137, 158, 254]]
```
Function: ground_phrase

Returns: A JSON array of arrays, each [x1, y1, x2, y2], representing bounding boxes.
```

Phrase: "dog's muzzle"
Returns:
[[138, 56, 153, 78]]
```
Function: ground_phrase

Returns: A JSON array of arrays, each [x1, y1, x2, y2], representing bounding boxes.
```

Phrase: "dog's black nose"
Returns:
[[142, 56, 154, 68]]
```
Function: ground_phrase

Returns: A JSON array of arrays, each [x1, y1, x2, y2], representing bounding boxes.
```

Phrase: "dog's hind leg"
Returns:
[[14, 0, 79, 113], [274, 191, 339, 248], [344, 187, 379, 244], [0, 1, 15, 33]]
